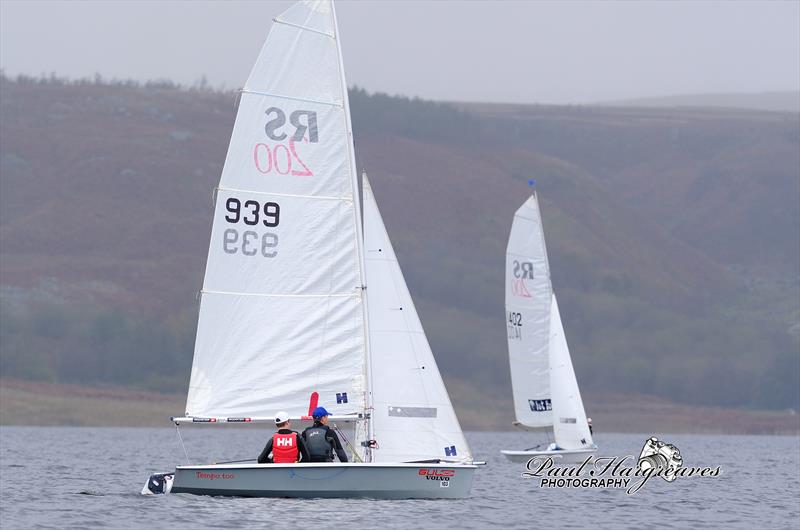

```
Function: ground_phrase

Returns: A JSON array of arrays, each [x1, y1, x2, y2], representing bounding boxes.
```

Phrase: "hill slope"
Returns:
[[1, 76, 798, 416]]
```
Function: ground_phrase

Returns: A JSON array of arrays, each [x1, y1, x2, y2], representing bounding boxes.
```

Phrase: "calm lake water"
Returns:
[[1, 427, 798, 529]]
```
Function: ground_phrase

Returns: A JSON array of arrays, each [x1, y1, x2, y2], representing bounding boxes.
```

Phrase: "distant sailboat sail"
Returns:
[[364, 175, 471, 463], [505, 194, 553, 429], [502, 192, 596, 462]]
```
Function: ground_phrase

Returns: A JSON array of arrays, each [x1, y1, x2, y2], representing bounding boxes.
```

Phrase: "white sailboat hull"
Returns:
[[159, 462, 476, 499], [500, 447, 597, 464]]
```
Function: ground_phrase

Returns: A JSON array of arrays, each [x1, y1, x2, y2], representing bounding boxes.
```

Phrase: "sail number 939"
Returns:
[[224, 198, 280, 226], [223, 198, 280, 258]]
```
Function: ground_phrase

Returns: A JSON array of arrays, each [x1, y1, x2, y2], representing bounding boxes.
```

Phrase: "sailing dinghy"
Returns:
[[501, 192, 597, 464], [142, 0, 479, 499]]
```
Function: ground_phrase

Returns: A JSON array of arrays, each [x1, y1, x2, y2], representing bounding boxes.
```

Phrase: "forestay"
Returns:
[[364, 176, 472, 462], [549, 295, 594, 449], [185, 0, 367, 420], [505, 194, 553, 428]]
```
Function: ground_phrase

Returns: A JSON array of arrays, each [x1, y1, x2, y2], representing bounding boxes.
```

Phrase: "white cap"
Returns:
[[275, 411, 290, 424], [587, 417, 593, 424]]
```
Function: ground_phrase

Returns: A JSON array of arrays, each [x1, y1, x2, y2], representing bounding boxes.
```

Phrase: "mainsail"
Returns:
[[505, 194, 553, 428], [364, 176, 472, 462], [549, 295, 593, 449], [185, 0, 368, 420]]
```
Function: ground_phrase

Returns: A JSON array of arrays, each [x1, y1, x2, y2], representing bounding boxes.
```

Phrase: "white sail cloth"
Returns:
[[505, 194, 553, 428], [185, 0, 367, 419], [364, 177, 472, 462], [549, 295, 594, 449]]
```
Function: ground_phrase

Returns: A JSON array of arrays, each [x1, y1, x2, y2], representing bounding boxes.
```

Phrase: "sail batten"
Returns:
[[200, 290, 360, 299], [215, 187, 352, 202], [240, 89, 342, 108], [273, 18, 336, 38]]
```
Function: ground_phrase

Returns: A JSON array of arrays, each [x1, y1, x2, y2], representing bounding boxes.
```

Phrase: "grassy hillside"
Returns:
[[2, 378, 796, 434], [596, 91, 800, 113], [1, 75, 798, 418]]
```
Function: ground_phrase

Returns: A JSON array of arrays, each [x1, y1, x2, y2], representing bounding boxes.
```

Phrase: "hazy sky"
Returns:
[[1, 0, 798, 104]]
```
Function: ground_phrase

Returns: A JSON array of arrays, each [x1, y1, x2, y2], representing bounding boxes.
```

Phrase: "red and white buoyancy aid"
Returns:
[[272, 432, 299, 463]]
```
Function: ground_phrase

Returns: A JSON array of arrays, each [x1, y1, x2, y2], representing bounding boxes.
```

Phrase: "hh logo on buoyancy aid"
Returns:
[[272, 432, 298, 463]]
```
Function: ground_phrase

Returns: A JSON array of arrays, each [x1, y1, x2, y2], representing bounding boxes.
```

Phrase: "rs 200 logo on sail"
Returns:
[[254, 107, 318, 176], [511, 260, 534, 298]]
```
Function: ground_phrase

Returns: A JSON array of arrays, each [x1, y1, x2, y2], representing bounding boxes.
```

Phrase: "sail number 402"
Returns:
[[507, 311, 523, 341], [223, 197, 280, 258]]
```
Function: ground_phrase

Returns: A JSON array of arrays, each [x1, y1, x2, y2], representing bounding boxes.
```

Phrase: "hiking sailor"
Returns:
[[258, 411, 311, 463], [301, 406, 349, 462]]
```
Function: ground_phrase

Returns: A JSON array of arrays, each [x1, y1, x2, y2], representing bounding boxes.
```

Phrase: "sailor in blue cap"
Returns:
[[301, 406, 349, 462]]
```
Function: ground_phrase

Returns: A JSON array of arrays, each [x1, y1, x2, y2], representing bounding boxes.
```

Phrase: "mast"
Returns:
[[331, 0, 374, 462]]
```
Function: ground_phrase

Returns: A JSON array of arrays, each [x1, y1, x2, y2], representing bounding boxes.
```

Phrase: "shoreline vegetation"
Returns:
[[1, 378, 796, 435]]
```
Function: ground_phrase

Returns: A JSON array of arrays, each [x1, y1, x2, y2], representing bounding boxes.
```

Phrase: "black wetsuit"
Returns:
[[301, 422, 348, 462], [257, 428, 311, 463]]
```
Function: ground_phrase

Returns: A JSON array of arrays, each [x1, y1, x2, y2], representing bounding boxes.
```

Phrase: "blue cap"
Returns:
[[312, 406, 330, 419]]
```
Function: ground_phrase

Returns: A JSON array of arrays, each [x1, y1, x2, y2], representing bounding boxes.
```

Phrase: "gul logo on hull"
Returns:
[[419, 469, 455, 482]]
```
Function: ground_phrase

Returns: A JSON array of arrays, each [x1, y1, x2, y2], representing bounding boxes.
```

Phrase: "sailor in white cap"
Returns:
[[257, 411, 311, 463]]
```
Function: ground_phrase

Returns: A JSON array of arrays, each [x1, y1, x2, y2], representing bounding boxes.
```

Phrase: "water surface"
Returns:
[[1, 427, 797, 529]]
